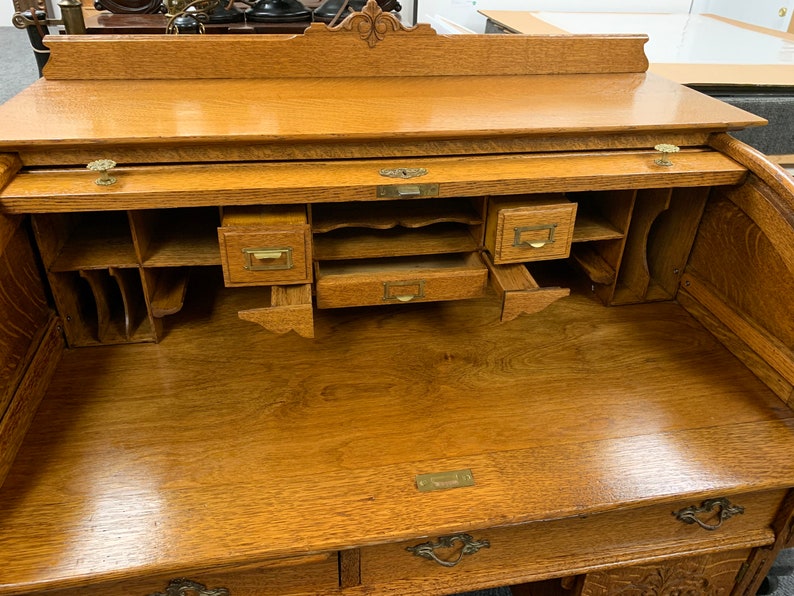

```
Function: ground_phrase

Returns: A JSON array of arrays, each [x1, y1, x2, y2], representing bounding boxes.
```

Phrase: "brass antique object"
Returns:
[[406, 533, 491, 567], [376, 183, 439, 199], [149, 579, 230, 596], [86, 159, 117, 186], [513, 223, 558, 249], [673, 497, 745, 531], [654, 143, 681, 166], [379, 167, 428, 179], [416, 469, 475, 492], [163, 0, 221, 33]]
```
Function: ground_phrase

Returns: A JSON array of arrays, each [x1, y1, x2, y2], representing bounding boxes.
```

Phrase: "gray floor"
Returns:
[[1, 23, 793, 596]]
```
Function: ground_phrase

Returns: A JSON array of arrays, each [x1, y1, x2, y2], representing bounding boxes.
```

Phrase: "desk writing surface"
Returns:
[[0, 72, 765, 151], [1, 276, 793, 592]]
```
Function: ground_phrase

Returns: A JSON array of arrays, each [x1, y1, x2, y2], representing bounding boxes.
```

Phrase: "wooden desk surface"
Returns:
[[479, 11, 794, 86], [1, 274, 793, 593]]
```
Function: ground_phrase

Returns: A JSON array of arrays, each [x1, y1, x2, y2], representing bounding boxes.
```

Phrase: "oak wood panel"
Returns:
[[40, 30, 650, 81], [358, 493, 781, 595], [1, 279, 794, 593], [0, 317, 63, 490], [314, 253, 488, 308], [687, 192, 794, 349], [734, 490, 794, 595], [0, 151, 747, 214], [677, 289, 794, 405], [238, 283, 315, 338], [312, 225, 480, 261], [580, 549, 752, 595], [0, 74, 763, 156], [0, 216, 52, 428], [40, 553, 341, 596], [12, 132, 719, 168]]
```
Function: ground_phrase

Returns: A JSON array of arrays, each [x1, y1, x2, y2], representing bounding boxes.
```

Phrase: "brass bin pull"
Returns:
[[383, 280, 425, 302], [513, 223, 557, 249], [673, 497, 745, 531], [242, 247, 293, 271], [406, 533, 490, 567]]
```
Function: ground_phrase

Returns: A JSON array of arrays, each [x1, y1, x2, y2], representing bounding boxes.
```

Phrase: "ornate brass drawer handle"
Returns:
[[148, 578, 230, 596], [673, 497, 745, 531], [406, 533, 490, 567]]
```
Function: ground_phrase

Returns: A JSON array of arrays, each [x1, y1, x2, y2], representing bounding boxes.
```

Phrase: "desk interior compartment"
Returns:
[[218, 205, 312, 287], [311, 198, 484, 261], [315, 252, 488, 308], [485, 194, 576, 264]]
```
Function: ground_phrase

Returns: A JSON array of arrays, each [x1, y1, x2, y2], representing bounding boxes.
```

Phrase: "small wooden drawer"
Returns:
[[315, 253, 488, 309], [485, 195, 577, 264], [40, 553, 340, 596], [218, 206, 312, 287], [359, 489, 785, 595]]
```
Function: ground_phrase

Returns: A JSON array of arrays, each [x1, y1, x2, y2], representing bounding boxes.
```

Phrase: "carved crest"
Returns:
[[327, 0, 414, 47]]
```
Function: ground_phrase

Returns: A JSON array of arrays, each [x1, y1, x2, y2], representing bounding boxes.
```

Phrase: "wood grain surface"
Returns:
[[1, 271, 793, 593]]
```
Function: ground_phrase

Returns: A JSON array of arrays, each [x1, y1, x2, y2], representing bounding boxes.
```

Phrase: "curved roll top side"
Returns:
[[681, 133, 794, 405]]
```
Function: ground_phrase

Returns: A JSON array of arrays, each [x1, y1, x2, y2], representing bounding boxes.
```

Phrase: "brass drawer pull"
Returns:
[[148, 578, 229, 596], [383, 279, 425, 302], [242, 247, 293, 271], [406, 533, 490, 567], [673, 497, 745, 531], [513, 223, 557, 249]]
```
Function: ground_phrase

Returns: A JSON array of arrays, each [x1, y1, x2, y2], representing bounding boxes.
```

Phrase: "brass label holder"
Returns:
[[377, 183, 439, 199], [416, 469, 475, 492]]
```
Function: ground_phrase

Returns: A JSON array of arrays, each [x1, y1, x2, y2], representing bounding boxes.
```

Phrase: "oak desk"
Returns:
[[1, 6, 794, 595]]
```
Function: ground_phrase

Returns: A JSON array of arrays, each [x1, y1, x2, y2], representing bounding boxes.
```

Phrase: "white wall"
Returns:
[[691, 0, 794, 31], [416, 0, 692, 33]]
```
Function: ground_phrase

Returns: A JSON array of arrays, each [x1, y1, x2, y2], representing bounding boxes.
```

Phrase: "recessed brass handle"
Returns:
[[513, 223, 557, 248], [406, 533, 490, 567], [673, 497, 745, 531], [242, 247, 293, 271], [383, 280, 425, 302], [654, 143, 680, 167], [86, 159, 117, 186]]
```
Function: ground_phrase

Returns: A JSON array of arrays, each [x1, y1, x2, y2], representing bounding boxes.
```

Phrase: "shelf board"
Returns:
[[313, 224, 479, 260], [572, 212, 624, 242], [51, 219, 138, 272], [312, 199, 483, 234]]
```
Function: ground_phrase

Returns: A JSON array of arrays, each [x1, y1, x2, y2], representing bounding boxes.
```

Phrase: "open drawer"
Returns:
[[315, 253, 488, 309]]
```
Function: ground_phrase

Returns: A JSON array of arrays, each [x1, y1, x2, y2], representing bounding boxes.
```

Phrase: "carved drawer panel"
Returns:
[[485, 195, 577, 264], [37, 553, 340, 596], [218, 205, 312, 287], [315, 253, 488, 309], [358, 490, 785, 595]]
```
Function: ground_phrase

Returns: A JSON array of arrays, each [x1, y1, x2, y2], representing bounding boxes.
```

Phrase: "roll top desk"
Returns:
[[1, 5, 794, 594]]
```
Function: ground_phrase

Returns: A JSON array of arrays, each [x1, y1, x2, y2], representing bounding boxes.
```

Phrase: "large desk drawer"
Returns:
[[315, 253, 488, 309], [37, 553, 339, 596], [359, 490, 785, 593]]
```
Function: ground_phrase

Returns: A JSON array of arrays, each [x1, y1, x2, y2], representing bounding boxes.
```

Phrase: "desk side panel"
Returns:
[[681, 135, 794, 405], [0, 156, 63, 487]]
